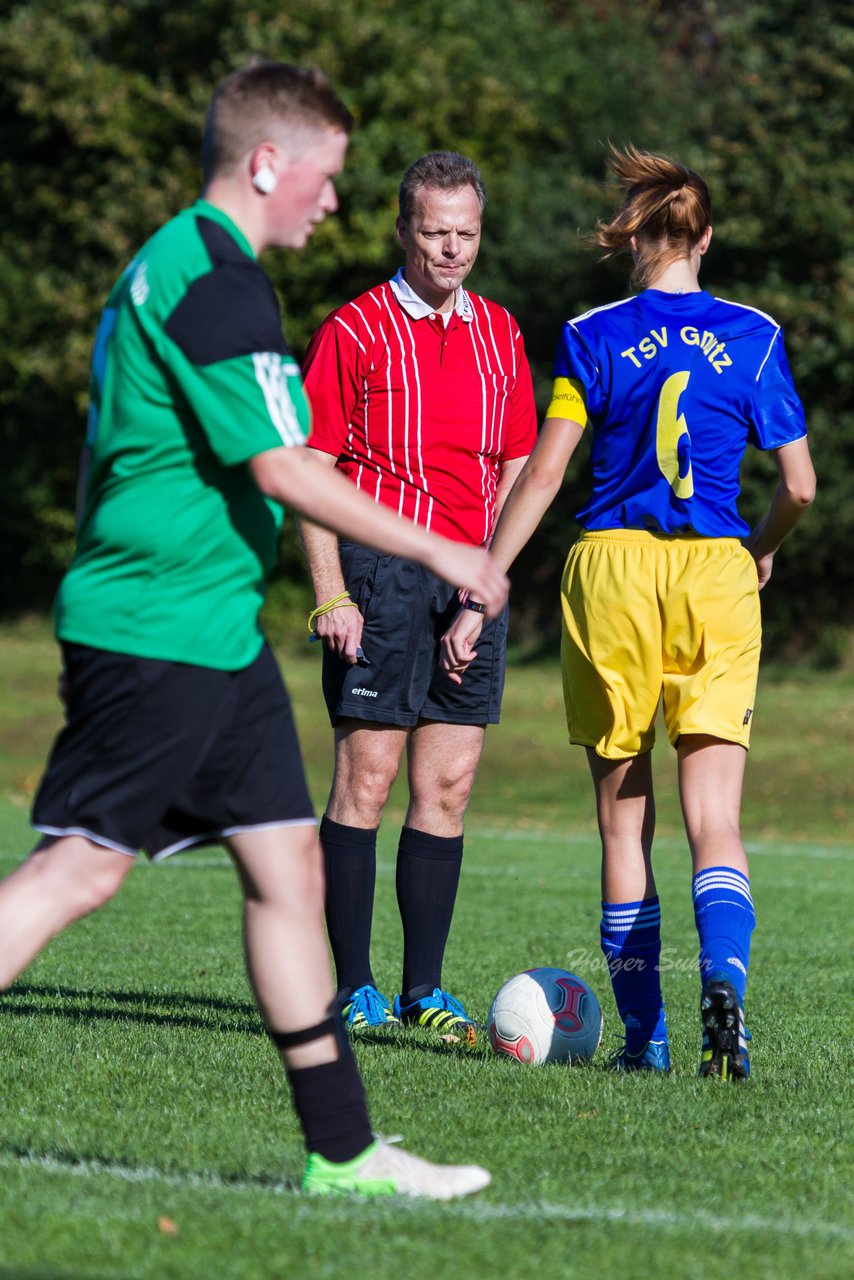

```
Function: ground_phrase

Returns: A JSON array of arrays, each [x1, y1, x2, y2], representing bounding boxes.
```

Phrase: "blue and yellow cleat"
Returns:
[[340, 984, 400, 1032], [699, 976, 751, 1081], [393, 988, 477, 1045], [607, 1038, 671, 1073]]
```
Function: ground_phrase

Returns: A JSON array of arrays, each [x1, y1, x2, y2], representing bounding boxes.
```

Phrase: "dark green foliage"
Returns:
[[1, 0, 851, 654]]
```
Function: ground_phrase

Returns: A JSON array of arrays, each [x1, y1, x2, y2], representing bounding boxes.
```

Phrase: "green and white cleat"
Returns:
[[302, 1137, 491, 1200]]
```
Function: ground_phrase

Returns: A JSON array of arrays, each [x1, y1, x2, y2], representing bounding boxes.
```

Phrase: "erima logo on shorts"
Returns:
[[353, 688, 378, 698], [743, 708, 753, 725]]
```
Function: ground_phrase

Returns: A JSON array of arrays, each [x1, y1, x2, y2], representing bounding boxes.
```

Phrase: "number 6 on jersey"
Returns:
[[656, 369, 694, 498]]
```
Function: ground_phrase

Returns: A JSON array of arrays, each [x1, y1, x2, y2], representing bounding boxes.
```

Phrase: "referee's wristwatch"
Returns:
[[463, 599, 486, 614]]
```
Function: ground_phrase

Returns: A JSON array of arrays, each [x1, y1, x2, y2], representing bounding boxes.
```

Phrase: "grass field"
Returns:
[[0, 618, 852, 1280]]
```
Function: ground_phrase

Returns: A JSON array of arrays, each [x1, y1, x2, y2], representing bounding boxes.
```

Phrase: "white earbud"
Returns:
[[252, 165, 277, 195]]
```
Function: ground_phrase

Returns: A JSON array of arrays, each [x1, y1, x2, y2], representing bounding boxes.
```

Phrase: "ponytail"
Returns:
[[589, 144, 712, 286]]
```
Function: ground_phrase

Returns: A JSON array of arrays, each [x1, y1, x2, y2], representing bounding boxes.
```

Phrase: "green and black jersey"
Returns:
[[57, 201, 310, 670]]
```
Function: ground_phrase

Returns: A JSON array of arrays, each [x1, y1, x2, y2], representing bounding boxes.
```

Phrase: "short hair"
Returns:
[[589, 144, 712, 286], [398, 152, 486, 223], [202, 61, 353, 183]]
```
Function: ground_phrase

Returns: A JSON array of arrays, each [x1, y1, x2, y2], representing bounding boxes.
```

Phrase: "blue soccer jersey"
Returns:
[[548, 290, 807, 536]]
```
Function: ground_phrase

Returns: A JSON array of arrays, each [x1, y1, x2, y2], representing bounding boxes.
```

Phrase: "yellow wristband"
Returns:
[[307, 592, 359, 633]]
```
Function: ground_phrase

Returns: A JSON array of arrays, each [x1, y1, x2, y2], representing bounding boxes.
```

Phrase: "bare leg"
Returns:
[[326, 722, 408, 827], [405, 720, 485, 836], [678, 736, 752, 1079], [587, 749, 657, 902], [587, 750, 667, 1063], [677, 735, 749, 876], [0, 836, 134, 989], [226, 824, 341, 1071]]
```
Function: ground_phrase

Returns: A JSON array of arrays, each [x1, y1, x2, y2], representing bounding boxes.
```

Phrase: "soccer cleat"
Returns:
[[339, 984, 400, 1032], [302, 1137, 491, 1200], [698, 976, 751, 1081], [607, 1039, 671, 1073], [393, 987, 477, 1045]]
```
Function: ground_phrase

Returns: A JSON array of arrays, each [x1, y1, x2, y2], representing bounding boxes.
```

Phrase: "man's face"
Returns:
[[268, 127, 349, 249], [396, 184, 482, 310]]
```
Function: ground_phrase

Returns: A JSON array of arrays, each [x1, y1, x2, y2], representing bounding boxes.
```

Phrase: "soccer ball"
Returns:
[[487, 967, 603, 1065]]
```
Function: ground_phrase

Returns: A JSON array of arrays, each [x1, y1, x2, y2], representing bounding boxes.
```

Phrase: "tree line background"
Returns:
[[1, 0, 852, 661]]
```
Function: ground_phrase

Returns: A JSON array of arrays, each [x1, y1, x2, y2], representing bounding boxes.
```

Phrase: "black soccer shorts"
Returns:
[[321, 542, 508, 728], [32, 641, 315, 860]]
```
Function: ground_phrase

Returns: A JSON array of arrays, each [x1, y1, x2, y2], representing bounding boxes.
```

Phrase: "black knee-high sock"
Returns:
[[285, 1043, 373, 1162], [396, 825, 463, 1001], [320, 815, 378, 996]]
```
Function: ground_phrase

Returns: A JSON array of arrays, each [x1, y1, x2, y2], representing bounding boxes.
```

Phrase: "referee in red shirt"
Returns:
[[301, 152, 537, 1039]]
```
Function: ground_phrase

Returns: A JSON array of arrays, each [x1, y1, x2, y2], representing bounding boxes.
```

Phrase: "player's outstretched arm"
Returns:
[[441, 417, 584, 682], [250, 446, 509, 618], [744, 436, 815, 589], [486, 417, 584, 574]]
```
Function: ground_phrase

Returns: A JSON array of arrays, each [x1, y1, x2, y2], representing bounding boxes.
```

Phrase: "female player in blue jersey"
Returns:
[[443, 145, 815, 1080]]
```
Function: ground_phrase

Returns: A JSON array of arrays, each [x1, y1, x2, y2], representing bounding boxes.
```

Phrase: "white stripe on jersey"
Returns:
[[712, 295, 778, 326], [382, 298, 402, 479], [755, 328, 781, 382], [252, 352, 303, 446], [383, 290, 429, 514], [467, 304, 491, 543], [506, 310, 519, 378], [569, 296, 637, 326], [567, 297, 637, 382], [480, 300, 503, 457], [706, 296, 782, 382], [333, 315, 367, 356], [382, 296, 407, 482], [349, 300, 376, 344]]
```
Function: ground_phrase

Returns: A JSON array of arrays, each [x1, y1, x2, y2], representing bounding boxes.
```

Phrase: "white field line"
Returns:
[[1, 1150, 851, 1242], [0, 831, 850, 875], [468, 829, 854, 859], [154, 826, 852, 872]]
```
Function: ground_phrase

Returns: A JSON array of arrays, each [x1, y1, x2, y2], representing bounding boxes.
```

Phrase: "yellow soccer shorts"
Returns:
[[560, 530, 762, 759]]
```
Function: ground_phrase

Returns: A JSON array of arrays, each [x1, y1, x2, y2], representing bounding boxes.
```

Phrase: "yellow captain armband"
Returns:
[[307, 591, 359, 633], [545, 377, 588, 428]]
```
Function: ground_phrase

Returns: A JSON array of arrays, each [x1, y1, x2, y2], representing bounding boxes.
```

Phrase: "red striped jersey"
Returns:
[[303, 276, 537, 545]]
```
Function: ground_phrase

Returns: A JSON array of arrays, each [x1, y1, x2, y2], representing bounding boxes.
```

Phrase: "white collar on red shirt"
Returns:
[[389, 268, 473, 324]]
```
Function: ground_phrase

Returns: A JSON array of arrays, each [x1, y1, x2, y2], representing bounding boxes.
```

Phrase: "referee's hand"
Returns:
[[431, 542, 508, 620], [314, 604, 365, 665], [441, 608, 485, 686]]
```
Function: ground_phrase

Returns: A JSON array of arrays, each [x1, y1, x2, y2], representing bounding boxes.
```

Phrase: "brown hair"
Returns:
[[202, 60, 353, 182], [590, 144, 712, 286], [398, 152, 486, 223]]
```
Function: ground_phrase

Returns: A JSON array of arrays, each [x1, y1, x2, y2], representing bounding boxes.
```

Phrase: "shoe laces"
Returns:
[[350, 984, 389, 1022], [429, 989, 470, 1019], [606, 1039, 629, 1069]]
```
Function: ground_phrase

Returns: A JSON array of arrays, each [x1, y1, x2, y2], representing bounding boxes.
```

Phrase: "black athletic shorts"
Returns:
[[32, 641, 315, 861], [321, 543, 508, 728]]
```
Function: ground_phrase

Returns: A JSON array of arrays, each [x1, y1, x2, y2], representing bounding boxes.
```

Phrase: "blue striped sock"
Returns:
[[692, 866, 755, 1005], [600, 896, 667, 1054]]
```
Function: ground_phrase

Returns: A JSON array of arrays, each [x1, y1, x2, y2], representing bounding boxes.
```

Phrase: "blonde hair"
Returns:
[[202, 61, 353, 182], [590, 144, 712, 286]]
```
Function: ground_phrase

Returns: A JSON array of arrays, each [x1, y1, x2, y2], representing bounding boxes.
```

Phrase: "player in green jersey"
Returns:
[[0, 61, 506, 1199]]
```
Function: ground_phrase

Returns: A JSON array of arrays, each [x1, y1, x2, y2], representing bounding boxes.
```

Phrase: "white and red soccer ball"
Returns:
[[488, 967, 603, 1065]]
